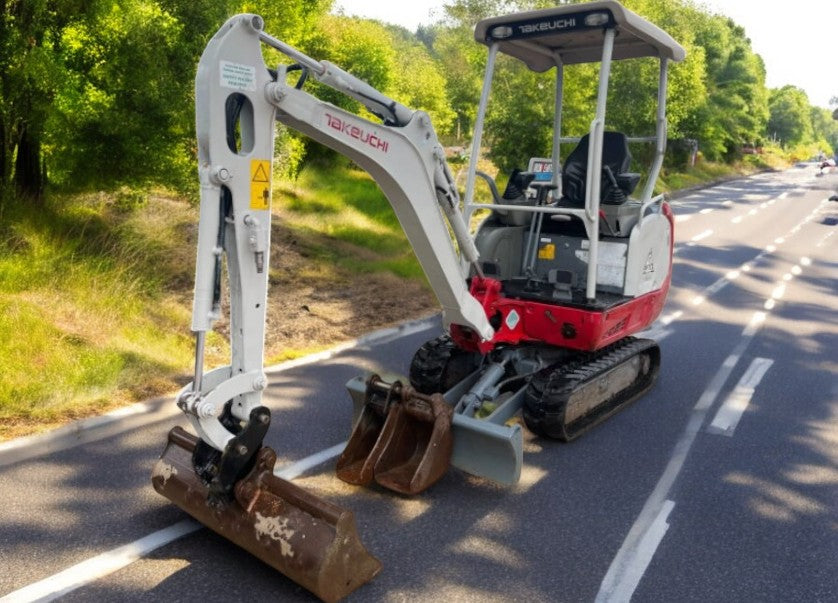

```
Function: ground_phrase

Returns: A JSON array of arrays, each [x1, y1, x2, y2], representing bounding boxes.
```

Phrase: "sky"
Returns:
[[331, 0, 837, 109]]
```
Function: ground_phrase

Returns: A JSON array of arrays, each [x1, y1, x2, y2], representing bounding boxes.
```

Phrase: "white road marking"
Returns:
[[637, 326, 673, 342], [661, 311, 683, 325], [731, 216, 743, 224], [699, 208, 714, 215], [1, 443, 349, 602], [816, 230, 835, 247], [0, 520, 202, 603], [675, 214, 691, 223], [597, 311, 767, 601], [596, 500, 675, 603], [274, 442, 345, 479], [691, 229, 713, 242], [708, 358, 773, 436]]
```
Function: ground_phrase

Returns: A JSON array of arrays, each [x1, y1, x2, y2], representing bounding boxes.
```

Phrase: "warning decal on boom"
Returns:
[[250, 159, 271, 210]]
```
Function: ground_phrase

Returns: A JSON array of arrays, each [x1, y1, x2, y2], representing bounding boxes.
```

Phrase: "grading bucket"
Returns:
[[153, 427, 381, 603], [336, 376, 453, 495]]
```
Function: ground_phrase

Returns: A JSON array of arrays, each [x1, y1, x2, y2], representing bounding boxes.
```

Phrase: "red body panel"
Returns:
[[452, 204, 674, 355]]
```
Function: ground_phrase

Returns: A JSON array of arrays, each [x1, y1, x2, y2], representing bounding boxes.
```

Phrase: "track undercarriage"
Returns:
[[337, 332, 661, 494]]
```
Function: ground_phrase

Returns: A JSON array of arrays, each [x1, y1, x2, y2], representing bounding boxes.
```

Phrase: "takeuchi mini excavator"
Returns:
[[152, 2, 685, 601]]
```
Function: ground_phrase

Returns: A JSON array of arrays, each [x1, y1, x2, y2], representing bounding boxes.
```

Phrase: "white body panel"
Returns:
[[623, 211, 671, 296]]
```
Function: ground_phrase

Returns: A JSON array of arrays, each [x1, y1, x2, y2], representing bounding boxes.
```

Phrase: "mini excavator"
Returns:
[[152, 2, 685, 601]]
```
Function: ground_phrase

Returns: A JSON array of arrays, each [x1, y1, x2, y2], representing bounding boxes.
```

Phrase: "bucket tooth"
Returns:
[[336, 375, 454, 495], [153, 427, 381, 603]]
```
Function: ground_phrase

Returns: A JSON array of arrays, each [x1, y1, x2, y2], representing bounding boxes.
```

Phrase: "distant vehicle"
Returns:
[[817, 158, 836, 175]]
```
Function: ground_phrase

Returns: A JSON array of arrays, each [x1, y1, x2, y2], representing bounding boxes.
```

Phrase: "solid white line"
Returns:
[[2, 442, 349, 602], [0, 519, 202, 603], [708, 358, 773, 436], [596, 500, 675, 603], [264, 314, 436, 372], [274, 442, 346, 480]]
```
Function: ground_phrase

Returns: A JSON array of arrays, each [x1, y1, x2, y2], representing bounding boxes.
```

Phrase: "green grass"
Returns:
[[277, 162, 427, 281], [0, 192, 201, 437]]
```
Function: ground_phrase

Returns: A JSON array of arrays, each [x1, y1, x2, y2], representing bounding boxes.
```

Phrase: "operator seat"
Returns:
[[561, 132, 640, 207]]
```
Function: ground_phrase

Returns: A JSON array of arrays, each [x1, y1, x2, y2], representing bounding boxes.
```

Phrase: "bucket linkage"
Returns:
[[336, 375, 454, 495]]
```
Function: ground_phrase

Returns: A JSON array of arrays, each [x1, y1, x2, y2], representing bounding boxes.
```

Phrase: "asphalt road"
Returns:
[[1, 164, 836, 602]]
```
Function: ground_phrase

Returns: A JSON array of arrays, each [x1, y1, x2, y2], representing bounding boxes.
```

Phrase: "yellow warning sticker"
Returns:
[[250, 159, 271, 210], [538, 243, 555, 260]]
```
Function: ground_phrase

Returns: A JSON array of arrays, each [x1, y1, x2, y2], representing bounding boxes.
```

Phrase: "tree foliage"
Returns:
[[767, 86, 814, 147], [1, 0, 834, 206]]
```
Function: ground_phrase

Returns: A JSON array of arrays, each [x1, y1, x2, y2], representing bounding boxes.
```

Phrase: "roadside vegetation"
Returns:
[[1, 0, 836, 439]]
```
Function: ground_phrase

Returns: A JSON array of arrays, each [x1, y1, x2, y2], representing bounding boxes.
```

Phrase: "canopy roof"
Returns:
[[474, 0, 686, 72]]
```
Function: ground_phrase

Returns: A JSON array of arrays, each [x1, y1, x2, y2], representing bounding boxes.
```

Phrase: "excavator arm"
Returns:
[[181, 14, 492, 453]]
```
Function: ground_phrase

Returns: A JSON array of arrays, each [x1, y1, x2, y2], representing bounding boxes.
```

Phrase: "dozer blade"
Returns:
[[153, 427, 381, 603], [336, 375, 453, 495]]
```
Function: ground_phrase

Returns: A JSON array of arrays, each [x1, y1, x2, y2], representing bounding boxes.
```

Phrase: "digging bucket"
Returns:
[[336, 375, 453, 495], [334, 380, 397, 486], [152, 427, 381, 603]]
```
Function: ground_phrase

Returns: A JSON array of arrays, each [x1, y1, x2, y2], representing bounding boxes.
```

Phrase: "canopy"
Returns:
[[474, 0, 686, 72]]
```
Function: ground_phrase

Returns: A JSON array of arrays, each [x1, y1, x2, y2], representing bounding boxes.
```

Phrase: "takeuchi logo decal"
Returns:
[[518, 18, 576, 34], [324, 113, 389, 153]]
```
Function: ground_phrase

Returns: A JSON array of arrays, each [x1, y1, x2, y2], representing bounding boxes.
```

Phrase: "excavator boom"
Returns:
[[154, 12, 497, 602]]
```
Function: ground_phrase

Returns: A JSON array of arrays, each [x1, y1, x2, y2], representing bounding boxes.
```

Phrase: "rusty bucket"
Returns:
[[153, 427, 381, 603], [336, 376, 454, 495]]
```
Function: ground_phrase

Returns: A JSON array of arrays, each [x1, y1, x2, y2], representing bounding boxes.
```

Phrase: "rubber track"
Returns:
[[523, 337, 660, 441], [409, 335, 480, 394]]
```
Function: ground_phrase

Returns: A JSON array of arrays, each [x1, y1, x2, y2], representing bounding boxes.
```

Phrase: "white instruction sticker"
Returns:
[[220, 60, 256, 91]]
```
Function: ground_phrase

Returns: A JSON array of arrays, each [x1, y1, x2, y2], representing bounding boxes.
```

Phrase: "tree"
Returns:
[[0, 0, 91, 202], [768, 86, 814, 147], [676, 10, 768, 160]]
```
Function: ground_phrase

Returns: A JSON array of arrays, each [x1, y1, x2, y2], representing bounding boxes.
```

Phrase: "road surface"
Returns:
[[1, 164, 835, 602]]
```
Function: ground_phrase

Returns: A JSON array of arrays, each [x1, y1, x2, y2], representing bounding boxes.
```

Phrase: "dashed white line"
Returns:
[[597, 311, 768, 602], [708, 358, 774, 436], [596, 500, 675, 603], [691, 229, 713, 242]]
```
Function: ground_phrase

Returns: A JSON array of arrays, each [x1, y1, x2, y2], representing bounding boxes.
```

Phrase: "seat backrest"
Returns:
[[561, 132, 632, 206]]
